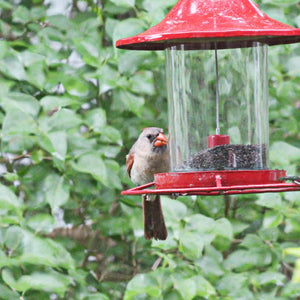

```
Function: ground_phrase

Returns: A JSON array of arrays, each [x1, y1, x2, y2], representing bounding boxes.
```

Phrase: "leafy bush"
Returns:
[[0, 0, 299, 299]]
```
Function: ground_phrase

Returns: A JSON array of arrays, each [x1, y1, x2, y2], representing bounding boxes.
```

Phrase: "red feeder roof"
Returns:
[[116, 0, 300, 50]]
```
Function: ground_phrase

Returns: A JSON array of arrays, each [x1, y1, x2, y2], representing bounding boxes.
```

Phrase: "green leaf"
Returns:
[[2, 108, 37, 136], [151, 236, 178, 251], [124, 273, 161, 300], [256, 193, 282, 209], [142, 0, 177, 11], [47, 14, 74, 31], [284, 247, 300, 258], [99, 145, 122, 159], [214, 218, 233, 240], [0, 41, 9, 60], [230, 219, 249, 235], [179, 231, 204, 260], [198, 255, 224, 278], [194, 275, 216, 297], [97, 64, 120, 93], [286, 56, 300, 77], [263, 210, 284, 228], [44, 174, 70, 210], [84, 294, 110, 300], [71, 152, 108, 185], [256, 271, 285, 286], [0, 283, 20, 300], [213, 236, 231, 252], [217, 273, 248, 296], [40, 96, 77, 112], [224, 249, 272, 271], [12, 6, 31, 24], [240, 234, 264, 249], [296, 15, 300, 28], [0, 54, 26, 80], [263, 0, 299, 5], [228, 126, 241, 144], [284, 191, 300, 205], [184, 214, 216, 239], [118, 51, 154, 74], [26, 214, 55, 234], [3, 173, 19, 182], [2, 93, 40, 117], [259, 227, 279, 242], [48, 131, 68, 160], [0, 0, 13, 9], [62, 75, 90, 97], [282, 282, 300, 298], [2, 269, 71, 296], [73, 38, 101, 63], [38, 132, 56, 154], [25, 61, 46, 89], [30, 6, 46, 19], [261, 7, 287, 23], [19, 50, 45, 67], [0, 183, 22, 212], [0, 250, 22, 268], [162, 198, 187, 224], [270, 141, 300, 167], [105, 160, 122, 189], [174, 277, 197, 300], [4, 226, 75, 269], [3, 226, 23, 253], [100, 126, 123, 146], [67, 132, 98, 156], [110, 0, 135, 8], [293, 259, 300, 283], [0, 81, 12, 100], [42, 109, 82, 131], [85, 108, 107, 132], [130, 71, 155, 95], [114, 89, 145, 116], [38, 27, 65, 42]]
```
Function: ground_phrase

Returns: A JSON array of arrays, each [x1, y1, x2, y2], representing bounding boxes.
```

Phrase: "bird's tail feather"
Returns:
[[142, 194, 167, 240]]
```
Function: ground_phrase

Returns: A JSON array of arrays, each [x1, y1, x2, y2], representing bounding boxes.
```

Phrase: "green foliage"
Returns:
[[0, 0, 299, 299], [284, 248, 300, 282]]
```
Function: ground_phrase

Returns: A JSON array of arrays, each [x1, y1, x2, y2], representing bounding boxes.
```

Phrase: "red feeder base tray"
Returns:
[[121, 170, 300, 196]]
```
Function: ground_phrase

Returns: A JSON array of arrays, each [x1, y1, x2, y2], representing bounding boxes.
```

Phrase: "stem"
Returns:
[[224, 195, 230, 218]]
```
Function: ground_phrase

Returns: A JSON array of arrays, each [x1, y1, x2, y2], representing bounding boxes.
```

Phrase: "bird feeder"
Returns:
[[118, 0, 300, 196]]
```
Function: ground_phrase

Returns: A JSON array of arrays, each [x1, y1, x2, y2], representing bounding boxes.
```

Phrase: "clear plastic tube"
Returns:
[[166, 42, 269, 171]]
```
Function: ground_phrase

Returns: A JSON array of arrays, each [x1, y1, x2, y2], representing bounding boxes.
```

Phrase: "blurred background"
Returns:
[[0, 0, 300, 299]]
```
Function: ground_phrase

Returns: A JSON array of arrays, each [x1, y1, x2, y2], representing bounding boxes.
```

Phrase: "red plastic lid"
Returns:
[[116, 0, 300, 50]]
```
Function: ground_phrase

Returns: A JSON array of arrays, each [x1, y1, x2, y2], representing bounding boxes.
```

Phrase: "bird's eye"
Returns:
[[146, 134, 153, 140]]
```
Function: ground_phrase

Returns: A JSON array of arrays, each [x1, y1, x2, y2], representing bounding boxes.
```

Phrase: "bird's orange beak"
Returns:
[[154, 133, 168, 147]]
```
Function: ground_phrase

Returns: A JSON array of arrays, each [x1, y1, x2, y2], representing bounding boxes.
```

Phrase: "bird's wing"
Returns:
[[126, 152, 134, 178]]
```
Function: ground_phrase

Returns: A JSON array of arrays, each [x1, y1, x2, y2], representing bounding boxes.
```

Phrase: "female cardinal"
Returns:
[[126, 127, 170, 240]]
